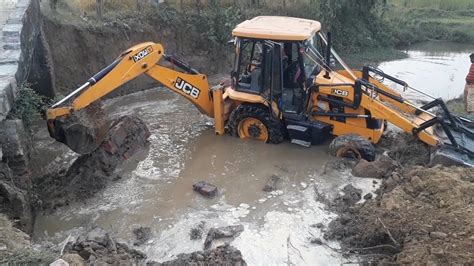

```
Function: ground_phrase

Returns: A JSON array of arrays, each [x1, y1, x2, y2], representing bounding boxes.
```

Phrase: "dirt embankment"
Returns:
[[41, 13, 228, 98], [322, 134, 474, 264]]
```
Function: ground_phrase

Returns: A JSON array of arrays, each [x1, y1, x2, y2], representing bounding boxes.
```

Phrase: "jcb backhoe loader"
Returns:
[[46, 16, 474, 166]]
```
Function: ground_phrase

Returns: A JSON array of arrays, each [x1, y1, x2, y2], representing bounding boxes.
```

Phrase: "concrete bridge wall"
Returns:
[[0, 0, 42, 232]]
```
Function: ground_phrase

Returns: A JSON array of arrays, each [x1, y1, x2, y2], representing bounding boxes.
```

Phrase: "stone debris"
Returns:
[[311, 222, 324, 229], [332, 184, 362, 210], [189, 221, 206, 240], [204, 225, 244, 249], [363, 193, 373, 200], [310, 238, 323, 245], [63, 227, 146, 265], [262, 175, 280, 192], [193, 181, 218, 198], [133, 226, 152, 246], [154, 244, 246, 266]]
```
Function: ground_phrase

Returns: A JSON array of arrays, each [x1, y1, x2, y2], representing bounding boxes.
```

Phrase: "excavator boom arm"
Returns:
[[47, 42, 214, 121], [46, 42, 220, 154]]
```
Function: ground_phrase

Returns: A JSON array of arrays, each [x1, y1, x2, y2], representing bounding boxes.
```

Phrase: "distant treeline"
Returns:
[[51, 0, 473, 57]]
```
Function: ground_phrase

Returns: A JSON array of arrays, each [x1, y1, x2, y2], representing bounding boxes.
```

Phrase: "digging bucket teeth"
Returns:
[[414, 98, 474, 166]]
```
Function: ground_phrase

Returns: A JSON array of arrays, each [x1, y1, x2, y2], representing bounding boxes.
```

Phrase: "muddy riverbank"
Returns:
[[3, 39, 474, 264], [321, 136, 474, 264], [30, 88, 378, 264]]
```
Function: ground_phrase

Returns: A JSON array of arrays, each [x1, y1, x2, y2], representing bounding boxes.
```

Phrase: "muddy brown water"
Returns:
[[31, 41, 471, 264]]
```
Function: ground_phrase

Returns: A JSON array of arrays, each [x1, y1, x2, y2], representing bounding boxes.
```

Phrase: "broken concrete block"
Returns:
[[193, 181, 217, 198], [262, 175, 280, 192]]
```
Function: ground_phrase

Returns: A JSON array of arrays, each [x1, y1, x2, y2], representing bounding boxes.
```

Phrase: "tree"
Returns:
[[50, 0, 58, 11], [96, 0, 104, 20]]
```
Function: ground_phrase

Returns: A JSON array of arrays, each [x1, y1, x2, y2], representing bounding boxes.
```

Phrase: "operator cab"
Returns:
[[232, 16, 327, 118]]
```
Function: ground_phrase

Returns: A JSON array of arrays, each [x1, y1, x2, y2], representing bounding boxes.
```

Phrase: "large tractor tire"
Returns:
[[228, 104, 286, 144], [329, 134, 376, 161]]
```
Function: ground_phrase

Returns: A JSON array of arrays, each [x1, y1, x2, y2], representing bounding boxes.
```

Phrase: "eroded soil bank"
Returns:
[[322, 134, 474, 264]]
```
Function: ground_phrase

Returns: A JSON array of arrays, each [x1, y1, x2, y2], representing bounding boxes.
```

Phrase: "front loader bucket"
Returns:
[[416, 98, 474, 167], [431, 115, 474, 167], [48, 103, 109, 155]]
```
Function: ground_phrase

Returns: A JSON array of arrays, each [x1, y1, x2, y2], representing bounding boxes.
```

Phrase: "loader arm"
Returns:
[[46, 42, 223, 154], [315, 67, 473, 162]]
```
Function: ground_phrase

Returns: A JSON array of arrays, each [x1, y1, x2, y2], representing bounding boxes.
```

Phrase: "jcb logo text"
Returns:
[[331, 88, 349, 97], [133, 46, 153, 62], [175, 77, 200, 99]]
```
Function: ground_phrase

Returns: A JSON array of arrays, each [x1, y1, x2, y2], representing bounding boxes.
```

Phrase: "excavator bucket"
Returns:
[[430, 104, 474, 166], [48, 103, 109, 155], [398, 96, 474, 166]]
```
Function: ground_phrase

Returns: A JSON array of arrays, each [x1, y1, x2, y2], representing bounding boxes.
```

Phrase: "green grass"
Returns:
[[386, 5, 474, 46], [390, 0, 474, 10]]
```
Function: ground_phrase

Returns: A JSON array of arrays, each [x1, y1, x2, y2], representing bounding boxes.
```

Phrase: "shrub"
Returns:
[[7, 85, 47, 127]]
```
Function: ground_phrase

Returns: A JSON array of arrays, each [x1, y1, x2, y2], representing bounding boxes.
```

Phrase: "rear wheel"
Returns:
[[228, 104, 285, 144], [329, 134, 376, 161]]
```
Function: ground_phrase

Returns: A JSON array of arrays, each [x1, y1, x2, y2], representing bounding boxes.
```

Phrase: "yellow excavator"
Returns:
[[46, 16, 473, 166]]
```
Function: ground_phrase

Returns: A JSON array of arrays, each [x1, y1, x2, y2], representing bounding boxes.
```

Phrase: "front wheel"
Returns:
[[329, 134, 376, 161], [227, 104, 286, 144]]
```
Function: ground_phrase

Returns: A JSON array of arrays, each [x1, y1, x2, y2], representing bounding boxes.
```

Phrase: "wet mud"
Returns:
[[323, 135, 474, 264]]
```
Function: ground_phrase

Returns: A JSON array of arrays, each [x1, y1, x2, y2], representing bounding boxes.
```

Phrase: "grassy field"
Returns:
[[390, 0, 474, 10], [387, 0, 474, 45]]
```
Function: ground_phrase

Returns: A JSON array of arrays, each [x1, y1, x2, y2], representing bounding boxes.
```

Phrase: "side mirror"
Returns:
[[227, 38, 236, 46]]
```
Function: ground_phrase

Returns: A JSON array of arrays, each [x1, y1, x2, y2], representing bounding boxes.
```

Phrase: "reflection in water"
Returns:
[[378, 41, 474, 101]]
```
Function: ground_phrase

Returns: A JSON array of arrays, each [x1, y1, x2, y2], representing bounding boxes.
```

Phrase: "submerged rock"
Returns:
[[193, 181, 218, 198], [262, 175, 280, 192], [204, 225, 244, 249], [133, 226, 152, 246]]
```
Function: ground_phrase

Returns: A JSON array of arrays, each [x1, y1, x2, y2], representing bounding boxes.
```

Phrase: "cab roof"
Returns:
[[232, 16, 321, 41]]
